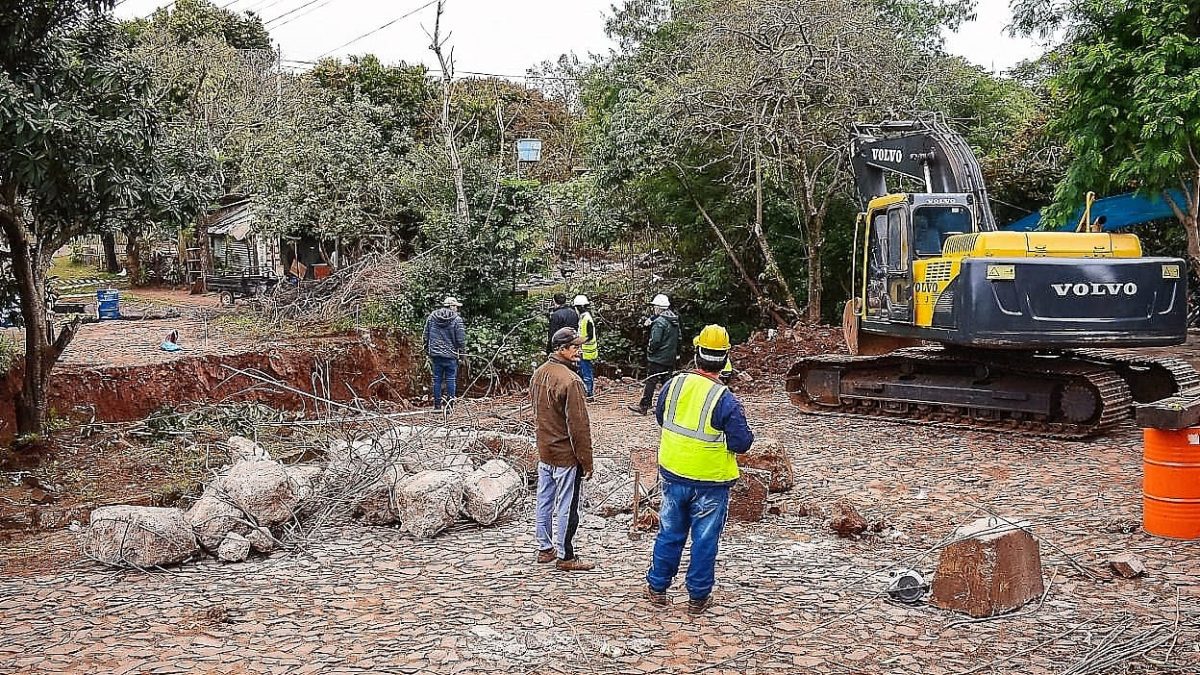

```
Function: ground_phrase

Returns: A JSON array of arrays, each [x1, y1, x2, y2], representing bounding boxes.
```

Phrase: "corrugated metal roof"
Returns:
[[208, 202, 256, 240]]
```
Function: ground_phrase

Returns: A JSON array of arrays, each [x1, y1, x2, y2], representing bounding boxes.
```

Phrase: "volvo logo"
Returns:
[[870, 148, 904, 163], [1051, 282, 1138, 297]]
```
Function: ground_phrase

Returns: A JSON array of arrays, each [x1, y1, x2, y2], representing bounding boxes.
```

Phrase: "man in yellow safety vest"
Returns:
[[643, 324, 754, 615], [573, 295, 598, 401]]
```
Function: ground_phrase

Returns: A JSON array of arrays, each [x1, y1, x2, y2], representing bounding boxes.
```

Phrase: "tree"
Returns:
[[122, 0, 276, 284], [0, 1, 200, 452], [1013, 0, 1200, 274], [242, 80, 421, 249]]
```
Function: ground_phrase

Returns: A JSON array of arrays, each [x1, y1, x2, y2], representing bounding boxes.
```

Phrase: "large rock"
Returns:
[[286, 464, 325, 502], [217, 532, 251, 562], [394, 470, 464, 539], [355, 464, 408, 526], [736, 438, 794, 492], [930, 516, 1044, 618], [221, 459, 300, 527], [441, 453, 476, 474], [586, 457, 634, 517], [185, 490, 245, 552], [475, 432, 539, 481], [185, 459, 302, 552], [226, 436, 270, 463], [462, 460, 523, 525], [85, 506, 199, 568]]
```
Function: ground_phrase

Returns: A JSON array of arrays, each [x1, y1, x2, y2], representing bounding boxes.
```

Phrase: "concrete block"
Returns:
[[930, 517, 1044, 617]]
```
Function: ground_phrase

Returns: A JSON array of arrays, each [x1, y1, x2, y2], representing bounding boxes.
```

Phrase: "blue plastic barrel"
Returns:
[[96, 288, 120, 320]]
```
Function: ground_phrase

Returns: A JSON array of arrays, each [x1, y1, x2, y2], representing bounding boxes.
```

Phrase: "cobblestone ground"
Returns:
[[2, 385, 1198, 674]]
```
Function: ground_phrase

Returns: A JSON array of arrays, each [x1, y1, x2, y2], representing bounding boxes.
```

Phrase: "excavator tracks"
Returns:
[[782, 347, 1179, 439]]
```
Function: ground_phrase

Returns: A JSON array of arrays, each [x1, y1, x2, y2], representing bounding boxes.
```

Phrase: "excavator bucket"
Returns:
[[842, 299, 919, 356]]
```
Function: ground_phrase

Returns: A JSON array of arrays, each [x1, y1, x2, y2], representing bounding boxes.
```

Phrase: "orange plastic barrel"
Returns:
[[1142, 428, 1200, 540]]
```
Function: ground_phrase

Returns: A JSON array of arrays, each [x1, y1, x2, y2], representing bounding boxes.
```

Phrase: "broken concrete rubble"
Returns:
[[394, 470, 465, 539], [586, 457, 635, 517], [1108, 552, 1147, 579], [219, 459, 301, 527], [185, 489, 246, 552], [84, 506, 199, 568], [355, 463, 408, 526], [829, 499, 868, 537], [226, 435, 270, 463], [461, 459, 523, 526], [729, 468, 771, 522], [930, 516, 1044, 617], [736, 437, 794, 492], [217, 532, 251, 562]]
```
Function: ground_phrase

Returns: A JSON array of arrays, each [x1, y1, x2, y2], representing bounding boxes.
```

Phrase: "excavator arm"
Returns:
[[850, 119, 997, 232]]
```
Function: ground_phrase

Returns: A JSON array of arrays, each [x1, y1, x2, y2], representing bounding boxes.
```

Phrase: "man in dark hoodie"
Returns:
[[424, 296, 467, 411], [629, 293, 680, 415], [547, 292, 578, 353]]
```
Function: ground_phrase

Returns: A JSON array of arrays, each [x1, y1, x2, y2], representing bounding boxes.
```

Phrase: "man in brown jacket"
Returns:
[[531, 327, 595, 571]]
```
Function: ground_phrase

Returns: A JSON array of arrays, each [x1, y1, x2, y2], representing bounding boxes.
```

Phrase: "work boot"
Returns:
[[687, 596, 713, 615], [555, 557, 596, 572], [643, 584, 668, 607], [536, 548, 556, 564], [627, 404, 648, 416]]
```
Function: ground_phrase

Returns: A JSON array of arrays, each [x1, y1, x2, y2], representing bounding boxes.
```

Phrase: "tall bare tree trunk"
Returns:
[[751, 150, 800, 317], [429, 0, 469, 225]]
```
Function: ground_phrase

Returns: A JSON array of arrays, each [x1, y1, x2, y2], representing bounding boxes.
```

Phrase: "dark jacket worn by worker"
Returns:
[[547, 304, 578, 352], [646, 310, 681, 366], [530, 354, 594, 474], [424, 308, 466, 358]]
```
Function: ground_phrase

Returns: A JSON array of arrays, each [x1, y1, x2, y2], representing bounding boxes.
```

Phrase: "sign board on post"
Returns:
[[516, 138, 542, 162]]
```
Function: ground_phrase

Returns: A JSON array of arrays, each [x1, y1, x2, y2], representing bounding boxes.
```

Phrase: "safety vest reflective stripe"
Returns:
[[661, 375, 726, 442], [579, 312, 598, 360]]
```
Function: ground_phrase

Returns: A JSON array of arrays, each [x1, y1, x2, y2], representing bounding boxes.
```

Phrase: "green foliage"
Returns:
[[0, 8, 200, 245], [873, 0, 977, 51], [125, 0, 271, 50], [310, 54, 433, 142], [244, 83, 421, 244], [1018, 0, 1200, 225]]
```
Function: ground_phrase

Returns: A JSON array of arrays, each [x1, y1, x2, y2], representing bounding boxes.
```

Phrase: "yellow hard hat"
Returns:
[[693, 324, 731, 351]]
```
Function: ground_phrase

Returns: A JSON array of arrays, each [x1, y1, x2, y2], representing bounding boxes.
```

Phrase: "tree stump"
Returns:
[[930, 516, 1044, 617]]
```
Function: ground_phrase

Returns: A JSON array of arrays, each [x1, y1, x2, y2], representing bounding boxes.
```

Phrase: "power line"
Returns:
[[281, 58, 581, 82], [268, 0, 337, 29], [314, 0, 438, 59], [263, 0, 327, 26]]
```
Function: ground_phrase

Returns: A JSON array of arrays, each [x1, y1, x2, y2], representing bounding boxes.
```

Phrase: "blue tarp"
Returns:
[[1003, 189, 1186, 232]]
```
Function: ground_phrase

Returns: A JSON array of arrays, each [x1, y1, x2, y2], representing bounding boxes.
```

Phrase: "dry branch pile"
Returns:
[[254, 251, 416, 328]]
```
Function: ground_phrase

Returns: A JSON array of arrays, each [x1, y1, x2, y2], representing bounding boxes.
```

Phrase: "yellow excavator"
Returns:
[[786, 119, 1195, 437]]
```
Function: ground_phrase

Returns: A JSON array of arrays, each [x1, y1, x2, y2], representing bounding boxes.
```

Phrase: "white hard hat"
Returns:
[[572, 294, 589, 306], [442, 296, 462, 307], [650, 294, 670, 308]]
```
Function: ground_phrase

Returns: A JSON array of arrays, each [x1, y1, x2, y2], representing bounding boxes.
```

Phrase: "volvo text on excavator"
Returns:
[[785, 119, 1195, 438]]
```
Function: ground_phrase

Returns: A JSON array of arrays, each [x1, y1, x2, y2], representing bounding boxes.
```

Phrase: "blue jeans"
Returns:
[[646, 477, 730, 600], [430, 356, 458, 407], [578, 359, 595, 397]]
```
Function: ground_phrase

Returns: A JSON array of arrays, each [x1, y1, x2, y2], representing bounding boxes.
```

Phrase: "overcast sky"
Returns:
[[115, 0, 1048, 77]]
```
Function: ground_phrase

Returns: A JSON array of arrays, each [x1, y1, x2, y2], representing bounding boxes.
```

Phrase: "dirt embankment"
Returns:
[[0, 330, 421, 442]]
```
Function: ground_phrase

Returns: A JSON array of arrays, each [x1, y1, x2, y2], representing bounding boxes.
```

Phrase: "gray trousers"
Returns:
[[534, 462, 584, 560]]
